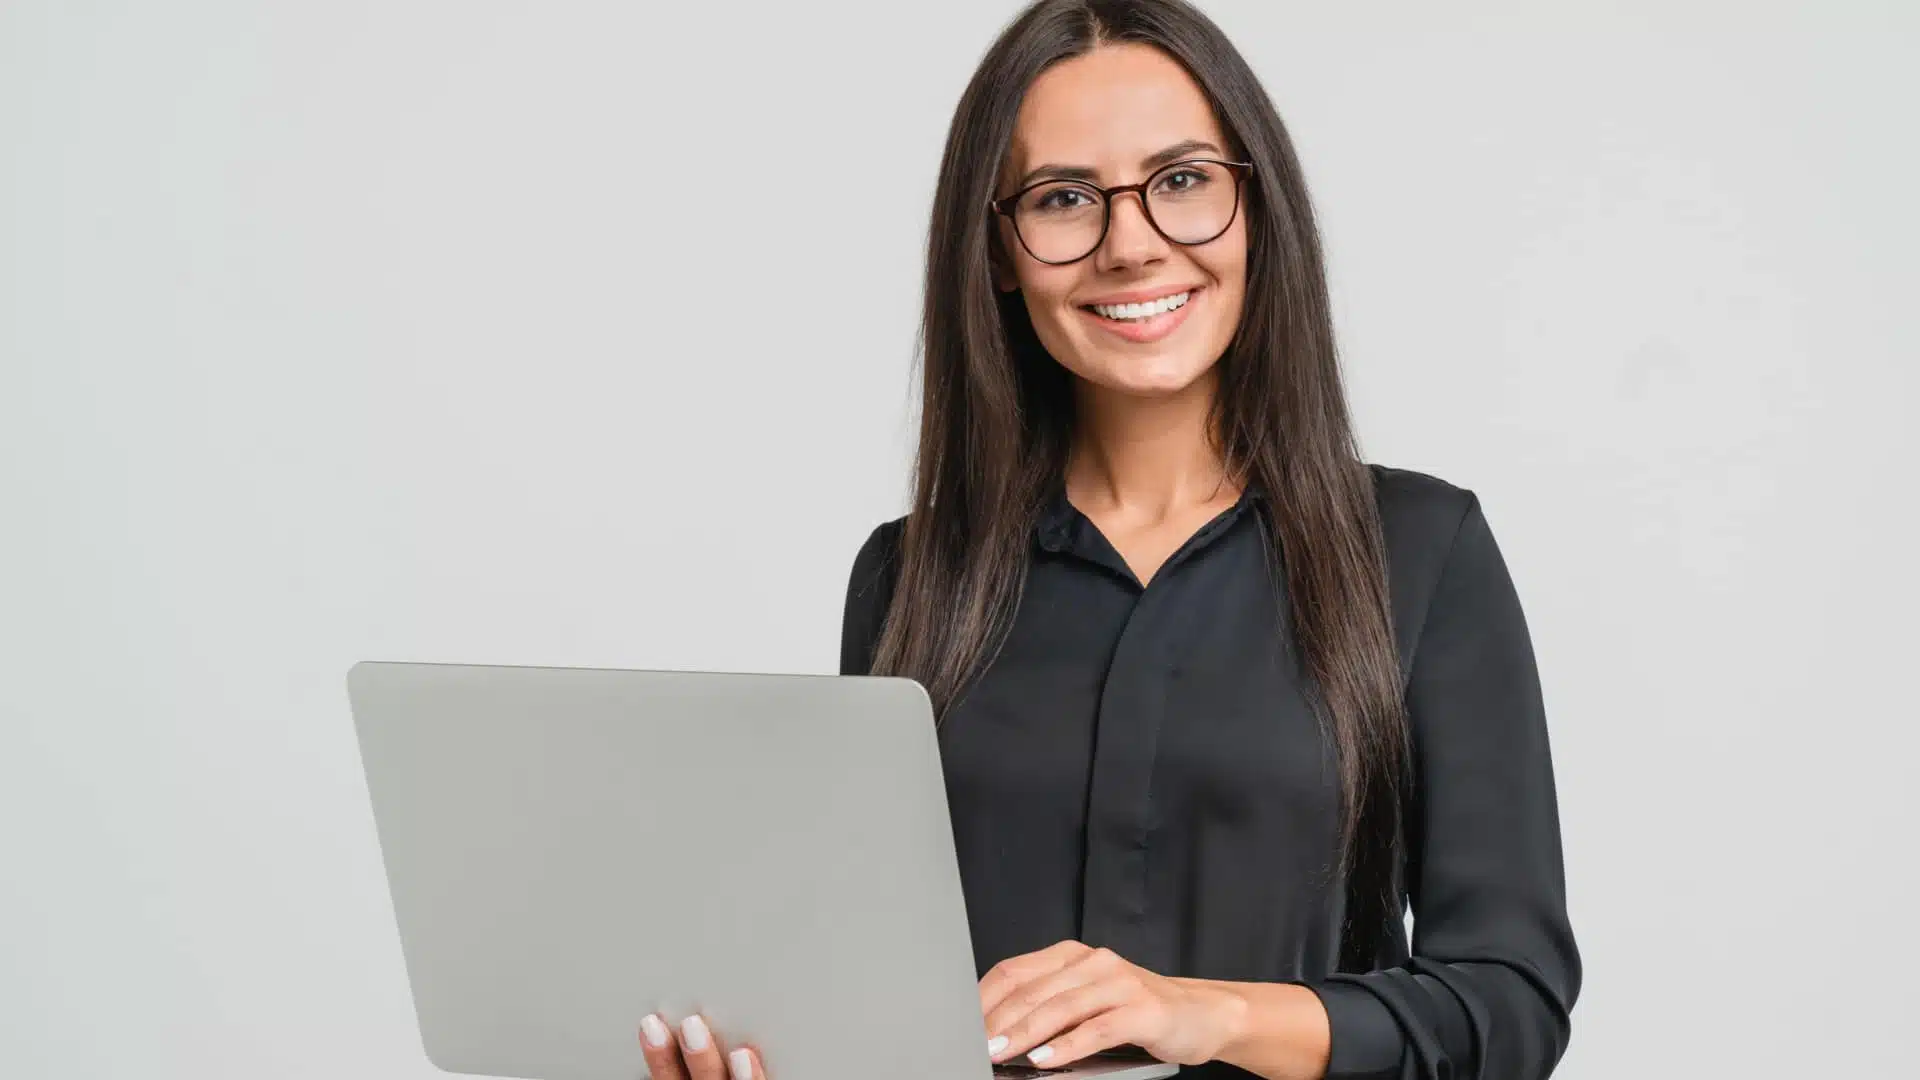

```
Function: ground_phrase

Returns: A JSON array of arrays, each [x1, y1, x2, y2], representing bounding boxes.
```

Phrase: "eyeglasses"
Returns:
[[990, 158, 1255, 266]]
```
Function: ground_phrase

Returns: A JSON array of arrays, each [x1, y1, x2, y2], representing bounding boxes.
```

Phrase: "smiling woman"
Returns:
[[986, 50, 1251, 396], [640, 3, 1580, 1080]]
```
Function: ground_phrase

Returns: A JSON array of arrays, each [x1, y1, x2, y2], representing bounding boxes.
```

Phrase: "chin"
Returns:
[[1079, 350, 1217, 400], [1078, 375, 1214, 403]]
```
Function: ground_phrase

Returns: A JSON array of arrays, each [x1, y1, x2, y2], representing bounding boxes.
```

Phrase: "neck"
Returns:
[[1065, 369, 1235, 518]]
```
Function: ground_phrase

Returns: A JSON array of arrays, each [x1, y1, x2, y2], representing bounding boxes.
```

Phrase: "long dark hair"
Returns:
[[872, 0, 1408, 970]]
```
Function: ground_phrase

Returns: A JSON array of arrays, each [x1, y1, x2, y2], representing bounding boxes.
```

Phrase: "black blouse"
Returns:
[[838, 465, 1580, 1080]]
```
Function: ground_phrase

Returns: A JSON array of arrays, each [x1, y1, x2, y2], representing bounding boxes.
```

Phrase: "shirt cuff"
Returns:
[[1303, 978, 1403, 1080]]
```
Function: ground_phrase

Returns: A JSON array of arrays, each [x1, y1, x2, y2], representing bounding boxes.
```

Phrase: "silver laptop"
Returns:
[[347, 661, 1178, 1080]]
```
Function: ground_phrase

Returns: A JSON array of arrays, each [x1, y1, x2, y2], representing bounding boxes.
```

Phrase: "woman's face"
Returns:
[[996, 43, 1249, 402]]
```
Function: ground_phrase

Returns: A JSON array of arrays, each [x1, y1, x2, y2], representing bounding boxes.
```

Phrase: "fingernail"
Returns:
[[640, 1014, 670, 1048], [1029, 1045, 1055, 1065], [681, 1014, 711, 1052], [729, 1048, 754, 1080], [987, 1035, 1010, 1057]]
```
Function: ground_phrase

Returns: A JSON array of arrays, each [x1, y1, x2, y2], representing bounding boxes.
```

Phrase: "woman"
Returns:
[[642, 1, 1580, 1078]]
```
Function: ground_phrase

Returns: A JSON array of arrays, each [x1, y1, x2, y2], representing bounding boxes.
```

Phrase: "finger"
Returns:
[[990, 975, 1136, 1063], [984, 946, 1123, 1046], [1025, 1003, 1155, 1070], [726, 1044, 766, 1080], [980, 942, 1085, 1017], [640, 1013, 688, 1080], [676, 1014, 727, 1080], [979, 940, 1091, 1017]]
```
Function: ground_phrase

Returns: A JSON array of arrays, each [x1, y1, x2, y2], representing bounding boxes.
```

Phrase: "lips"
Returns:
[[1078, 286, 1201, 344], [1087, 290, 1191, 322]]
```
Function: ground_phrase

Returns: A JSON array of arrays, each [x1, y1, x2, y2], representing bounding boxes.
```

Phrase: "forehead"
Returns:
[[1009, 43, 1227, 176]]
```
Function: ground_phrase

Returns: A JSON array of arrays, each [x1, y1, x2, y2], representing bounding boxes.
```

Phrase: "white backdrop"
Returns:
[[3, 2, 1915, 1077]]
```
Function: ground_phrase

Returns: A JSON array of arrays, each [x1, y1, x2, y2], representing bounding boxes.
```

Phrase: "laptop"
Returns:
[[347, 661, 1179, 1080]]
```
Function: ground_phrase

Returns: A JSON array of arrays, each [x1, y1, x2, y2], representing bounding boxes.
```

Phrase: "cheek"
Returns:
[[1200, 235, 1250, 325], [1017, 278, 1103, 381], [1209, 222, 1251, 290], [1014, 266, 1085, 327]]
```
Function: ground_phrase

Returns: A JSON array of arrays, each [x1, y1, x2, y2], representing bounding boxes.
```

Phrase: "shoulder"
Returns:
[[847, 515, 908, 599], [839, 515, 908, 676], [1367, 463, 1478, 551], [1364, 464, 1494, 664]]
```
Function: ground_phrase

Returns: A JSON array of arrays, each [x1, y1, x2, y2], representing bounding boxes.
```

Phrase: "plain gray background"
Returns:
[[3, 1, 1915, 1077]]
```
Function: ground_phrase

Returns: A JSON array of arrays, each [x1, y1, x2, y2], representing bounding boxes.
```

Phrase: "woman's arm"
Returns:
[[1285, 493, 1582, 1080]]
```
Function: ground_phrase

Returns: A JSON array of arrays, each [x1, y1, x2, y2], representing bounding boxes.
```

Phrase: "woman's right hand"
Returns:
[[639, 1012, 768, 1080]]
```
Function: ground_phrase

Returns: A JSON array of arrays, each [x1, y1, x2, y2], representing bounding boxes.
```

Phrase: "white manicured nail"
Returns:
[[988, 1035, 1010, 1057], [641, 1014, 670, 1048], [1028, 1045, 1055, 1065], [681, 1014, 711, 1052], [729, 1048, 754, 1080]]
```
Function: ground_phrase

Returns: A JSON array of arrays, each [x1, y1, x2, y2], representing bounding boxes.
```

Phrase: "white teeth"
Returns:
[[1091, 291, 1190, 321]]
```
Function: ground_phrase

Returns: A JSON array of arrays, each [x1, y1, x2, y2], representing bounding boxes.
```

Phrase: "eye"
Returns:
[[1155, 166, 1213, 194], [1034, 186, 1093, 212]]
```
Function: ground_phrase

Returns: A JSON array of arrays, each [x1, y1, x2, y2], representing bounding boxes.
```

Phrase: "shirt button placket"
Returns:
[[1077, 584, 1171, 970]]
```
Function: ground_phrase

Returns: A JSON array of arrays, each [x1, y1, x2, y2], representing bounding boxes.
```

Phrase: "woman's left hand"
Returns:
[[979, 940, 1246, 1069]]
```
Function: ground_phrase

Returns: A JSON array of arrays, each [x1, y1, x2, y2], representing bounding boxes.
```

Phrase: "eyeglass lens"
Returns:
[[1009, 160, 1241, 264]]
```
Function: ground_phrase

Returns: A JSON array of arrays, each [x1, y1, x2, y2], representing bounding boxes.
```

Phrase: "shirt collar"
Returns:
[[1034, 475, 1266, 556], [1035, 480, 1079, 553]]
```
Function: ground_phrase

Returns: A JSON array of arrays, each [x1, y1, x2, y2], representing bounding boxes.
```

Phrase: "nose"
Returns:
[[1097, 190, 1166, 269]]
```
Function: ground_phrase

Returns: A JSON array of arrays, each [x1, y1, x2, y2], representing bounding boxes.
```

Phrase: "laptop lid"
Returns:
[[347, 661, 991, 1080]]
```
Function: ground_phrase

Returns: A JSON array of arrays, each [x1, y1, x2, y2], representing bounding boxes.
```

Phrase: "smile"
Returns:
[[1078, 287, 1201, 344], [1088, 291, 1190, 322]]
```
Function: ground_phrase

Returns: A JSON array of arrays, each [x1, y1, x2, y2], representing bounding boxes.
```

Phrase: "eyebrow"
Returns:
[[1013, 139, 1225, 190]]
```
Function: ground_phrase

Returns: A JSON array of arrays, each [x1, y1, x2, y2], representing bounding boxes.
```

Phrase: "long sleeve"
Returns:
[[1307, 495, 1582, 1080], [839, 519, 905, 677]]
